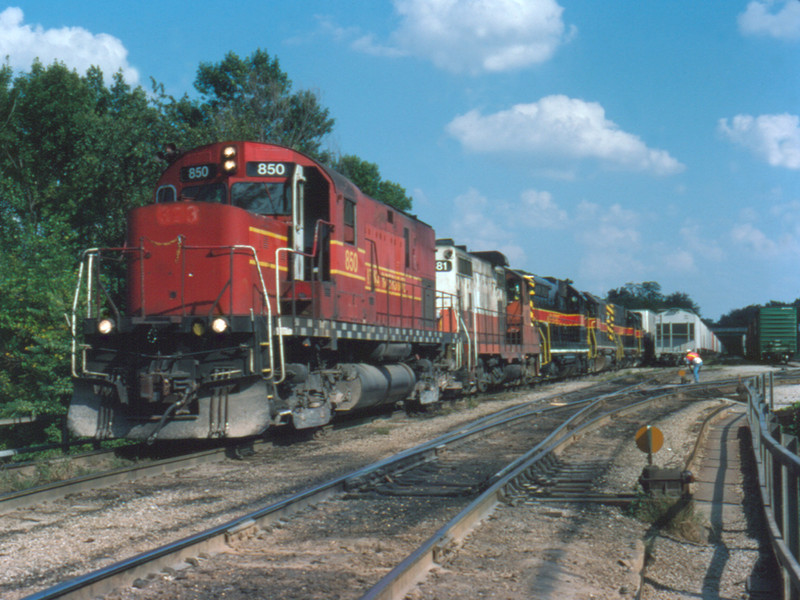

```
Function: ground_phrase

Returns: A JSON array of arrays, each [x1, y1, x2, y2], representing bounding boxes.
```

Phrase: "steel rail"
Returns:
[[20, 381, 647, 600], [1, 447, 231, 514], [358, 385, 694, 600], [2, 376, 632, 515]]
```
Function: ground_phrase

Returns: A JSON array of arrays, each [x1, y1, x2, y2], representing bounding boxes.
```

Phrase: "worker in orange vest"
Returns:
[[685, 349, 702, 383]]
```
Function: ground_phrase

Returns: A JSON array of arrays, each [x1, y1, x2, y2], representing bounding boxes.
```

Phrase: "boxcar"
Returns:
[[746, 306, 798, 363]]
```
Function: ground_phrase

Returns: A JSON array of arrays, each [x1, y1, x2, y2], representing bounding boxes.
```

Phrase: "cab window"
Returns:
[[180, 183, 226, 203], [156, 186, 176, 203], [344, 198, 356, 244], [231, 181, 289, 214]]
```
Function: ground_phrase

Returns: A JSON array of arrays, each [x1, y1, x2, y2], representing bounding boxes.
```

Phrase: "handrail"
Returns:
[[272, 219, 333, 385], [70, 243, 277, 384], [745, 373, 800, 598]]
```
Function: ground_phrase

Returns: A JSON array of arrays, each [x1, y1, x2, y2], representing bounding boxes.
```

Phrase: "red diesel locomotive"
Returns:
[[69, 141, 455, 440]]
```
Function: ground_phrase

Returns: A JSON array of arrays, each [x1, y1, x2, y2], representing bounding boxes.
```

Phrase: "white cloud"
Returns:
[[738, 0, 800, 40], [661, 223, 725, 273], [731, 222, 780, 255], [718, 113, 800, 169], [341, 0, 573, 73], [0, 7, 138, 83], [449, 188, 527, 263], [392, 0, 573, 73], [518, 189, 568, 228], [663, 249, 696, 273], [730, 202, 800, 260], [573, 201, 645, 282], [447, 95, 685, 175]]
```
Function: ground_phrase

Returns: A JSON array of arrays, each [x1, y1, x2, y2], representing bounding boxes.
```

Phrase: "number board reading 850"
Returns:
[[246, 162, 292, 177], [180, 164, 218, 182]]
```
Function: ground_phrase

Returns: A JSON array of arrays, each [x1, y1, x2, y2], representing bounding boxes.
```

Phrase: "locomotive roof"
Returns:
[[317, 160, 430, 227], [469, 250, 509, 267], [166, 140, 430, 227]]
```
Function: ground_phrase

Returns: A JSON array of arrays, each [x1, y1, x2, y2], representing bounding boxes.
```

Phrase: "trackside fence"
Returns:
[[746, 373, 800, 600]]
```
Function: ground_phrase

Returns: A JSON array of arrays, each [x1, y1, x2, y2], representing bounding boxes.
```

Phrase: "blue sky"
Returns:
[[2, 1, 799, 320]]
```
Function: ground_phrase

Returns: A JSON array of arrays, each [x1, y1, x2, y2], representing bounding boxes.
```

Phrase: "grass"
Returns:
[[0, 453, 133, 494], [0, 459, 86, 493], [628, 493, 707, 544]]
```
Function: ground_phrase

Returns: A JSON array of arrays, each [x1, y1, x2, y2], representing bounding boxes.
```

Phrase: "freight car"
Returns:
[[68, 141, 456, 440], [746, 306, 798, 363], [634, 308, 722, 365]]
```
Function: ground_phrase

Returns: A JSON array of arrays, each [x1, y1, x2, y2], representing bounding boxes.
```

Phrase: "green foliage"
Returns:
[[0, 60, 165, 433], [716, 299, 800, 328], [716, 304, 760, 328], [606, 281, 701, 315], [0, 221, 75, 419], [628, 494, 706, 543], [334, 155, 413, 211], [1, 61, 165, 248], [190, 49, 335, 157]]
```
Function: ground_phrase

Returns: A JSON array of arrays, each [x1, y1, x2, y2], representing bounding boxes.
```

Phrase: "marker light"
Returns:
[[192, 320, 206, 336], [97, 318, 115, 335], [211, 317, 229, 334]]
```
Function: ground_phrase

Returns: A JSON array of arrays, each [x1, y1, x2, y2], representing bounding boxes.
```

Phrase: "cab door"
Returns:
[[291, 166, 306, 281]]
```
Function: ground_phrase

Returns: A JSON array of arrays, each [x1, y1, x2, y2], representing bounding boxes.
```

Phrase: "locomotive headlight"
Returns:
[[211, 317, 229, 334], [97, 318, 115, 335], [222, 145, 237, 173], [192, 320, 206, 336]]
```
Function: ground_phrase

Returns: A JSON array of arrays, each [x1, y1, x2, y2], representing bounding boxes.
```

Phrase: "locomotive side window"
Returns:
[[231, 181, 289, 214], [344, 198, 356, 244], [457, 257, 473, 277], [180, 183, 226, 203], [156, 186, 176, 203], [404, 228, 410, 268]]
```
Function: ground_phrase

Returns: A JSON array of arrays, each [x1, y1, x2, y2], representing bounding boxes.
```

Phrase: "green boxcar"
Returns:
[[747, 306, 798, 363]]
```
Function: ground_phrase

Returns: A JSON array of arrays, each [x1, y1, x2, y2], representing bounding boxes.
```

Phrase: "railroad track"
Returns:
[[14, 375, 724, 600], [3, 376, 609, 599], [0, 446, 236, 514], [0, 363, 765, 506], [0, 371, 648, 515]]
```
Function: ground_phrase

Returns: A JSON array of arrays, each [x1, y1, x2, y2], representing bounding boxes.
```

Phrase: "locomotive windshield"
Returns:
[[155, 183, 227, 204], [231, 181, 290, 215], [182, 183, 226, 203]]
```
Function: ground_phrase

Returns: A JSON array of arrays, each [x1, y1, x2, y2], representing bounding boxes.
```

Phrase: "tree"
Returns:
[[0, 61, 165, 248], [334, 155, 413, 211], [0, 60, 167, 428], [663, 291, 701, 315], [0, 219, 74, 419], [606, 281, 663, 311], [192, 49, 335, 158], [606, 281, 701, 315]]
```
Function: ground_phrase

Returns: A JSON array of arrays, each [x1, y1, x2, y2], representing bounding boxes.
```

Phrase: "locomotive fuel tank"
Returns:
[[333, 363, 417, 411]]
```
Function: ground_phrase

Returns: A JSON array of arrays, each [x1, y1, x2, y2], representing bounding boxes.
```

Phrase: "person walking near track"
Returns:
[[685, 349, 702, 383]]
